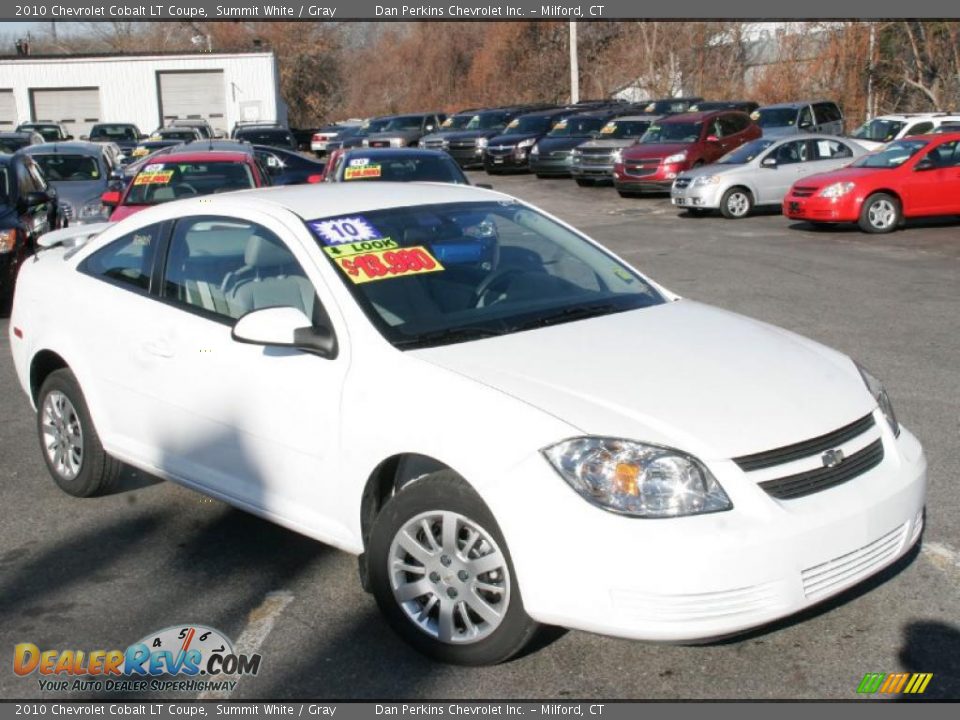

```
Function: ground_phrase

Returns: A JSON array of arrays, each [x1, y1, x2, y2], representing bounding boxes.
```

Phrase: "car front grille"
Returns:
[[757, 438, 885, 500], [801, 522, 908, 600], [734, 414, 876, 471], [673, 177, 692, 189], [792, 186, 817, 198], [486, 146, 514, 157], [623, 160, 659, 177], [449, 140, 478, 150], [423, 140, 447, 149]]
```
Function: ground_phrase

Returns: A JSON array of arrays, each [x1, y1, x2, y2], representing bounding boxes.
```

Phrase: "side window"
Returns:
[[718, 115, 741, 136], [81, 224, 163, 292], [812, 139, 853, 160], [18, 160, 39, 195], [773, 141, 806, 165], [162, 217, 318, 323], [905, 122, 934, 136], [927, 141, 959, 168], [798, 106, 813, 128]]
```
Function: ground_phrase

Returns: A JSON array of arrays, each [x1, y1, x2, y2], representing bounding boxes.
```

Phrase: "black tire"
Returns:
[[858, 193, 901, 234], [367, 471, 539, 665], [36, 369, 121, 498], [719, 187, 754, 219], [684, 208, 711, 217], [574, 178, 594, 187]]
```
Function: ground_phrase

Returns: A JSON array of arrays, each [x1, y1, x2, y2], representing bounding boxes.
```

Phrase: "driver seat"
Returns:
[[224, 234, 315, 318]]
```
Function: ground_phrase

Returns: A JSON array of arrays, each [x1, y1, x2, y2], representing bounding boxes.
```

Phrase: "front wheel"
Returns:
[[720, 187, 753, 219], [858, 193, 901, 233], [367, 471, 539, 665], [36, 369, 121, 497]]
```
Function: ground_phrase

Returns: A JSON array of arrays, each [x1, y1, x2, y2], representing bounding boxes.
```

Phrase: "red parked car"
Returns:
[[614, 111, 760, 197], [102, 150, 268, 222], [783, 133, 960, 233]]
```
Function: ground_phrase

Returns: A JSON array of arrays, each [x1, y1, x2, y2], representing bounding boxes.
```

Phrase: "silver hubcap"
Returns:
[[389, 510, 510, 645], [41, 391, 83, 481], [868, 199, 896, 229], [727, 192, 750, 217]]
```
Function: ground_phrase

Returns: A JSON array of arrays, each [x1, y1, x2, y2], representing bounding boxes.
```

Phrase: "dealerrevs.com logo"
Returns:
[[13, 624, 261, 693]]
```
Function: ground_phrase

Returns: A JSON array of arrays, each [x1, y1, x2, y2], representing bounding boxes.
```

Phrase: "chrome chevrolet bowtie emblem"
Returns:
[[822, 448, 845, 468]]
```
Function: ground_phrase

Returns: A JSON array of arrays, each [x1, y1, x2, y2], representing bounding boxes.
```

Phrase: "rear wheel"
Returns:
[[858, 193, 900, 233], [36, 369, 121, 497], [720, 187, 754, 219], [368, 471, 538, 665]]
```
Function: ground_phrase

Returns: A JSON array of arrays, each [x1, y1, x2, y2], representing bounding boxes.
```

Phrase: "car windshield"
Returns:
[[338, 155, 466, 184], [851, 139, 928, 168], [754, 108, 799, 128], [504, 116, 552, 134], [640, 122, 702, 143], [718, 138, 776, 164], [0, 137, 30, 153], [595, 120, 651, 139], [547, 117, 607, 137], [238, 129, 293, 146], [644, 101, 684, 114], [465, 112, 510, 130], [21, 125, 60, 141], [90, 125, 138, 141], [307, 201, 664, 349], [356, 118, 392, 136], [124, 161, 254, 205], [851, 119, 907, 142], [31, 154, 101, 181], [441, 115, 474, 130], [382, 116, 424, 132], [159, 130, 198, 141]]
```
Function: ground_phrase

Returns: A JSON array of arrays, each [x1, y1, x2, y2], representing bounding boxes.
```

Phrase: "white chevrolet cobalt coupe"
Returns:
[[10, 183, 926, 665]]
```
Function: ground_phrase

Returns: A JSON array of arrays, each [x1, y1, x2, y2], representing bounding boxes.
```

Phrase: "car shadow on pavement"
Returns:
[[898, 621, 960, 699]]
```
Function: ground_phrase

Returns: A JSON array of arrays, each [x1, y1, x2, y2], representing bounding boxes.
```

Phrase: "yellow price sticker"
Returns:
[[333, 245, 444, 284]]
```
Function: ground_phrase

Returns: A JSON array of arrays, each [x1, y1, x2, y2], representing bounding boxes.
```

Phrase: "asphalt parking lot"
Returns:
[[1, 172, 959, 700]]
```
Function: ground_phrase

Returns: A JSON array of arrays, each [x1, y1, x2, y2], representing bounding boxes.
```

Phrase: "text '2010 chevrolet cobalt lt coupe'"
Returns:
[[10, 183, 925, 665]]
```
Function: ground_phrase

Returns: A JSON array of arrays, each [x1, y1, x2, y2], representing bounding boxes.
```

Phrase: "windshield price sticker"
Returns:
[[324, 238, 398, 257], [333, 245, 444, 284], [600, 123, 616, 134], [349, 158, 371, 167], [311, 216, 384, 246], [133, 170, 173, 185], [344, 164, 382, 180]]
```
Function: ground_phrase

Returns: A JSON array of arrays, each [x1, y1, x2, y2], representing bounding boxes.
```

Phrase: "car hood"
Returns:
[[577, 138, 638, 150], [50, 180, 106, 207], [535, 137, 590, 152], [411, 300, 873, 460], [793, 166, 887, 188], [486, 132, 541, 147], [366, 130, 421, 142], [622, 142, 694, 160], [679, 162, 751, 179], [760, 126, 798, 138]]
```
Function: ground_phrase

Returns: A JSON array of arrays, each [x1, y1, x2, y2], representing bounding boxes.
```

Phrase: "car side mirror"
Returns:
[[706, 135, 720, 143], [100, 190, 122, 206], [914, 157, 936, 171], [232, 307, 338, 359], [798, 121, 812, 130], [24, 190, 51, 207], [761, 156, 778, 168]]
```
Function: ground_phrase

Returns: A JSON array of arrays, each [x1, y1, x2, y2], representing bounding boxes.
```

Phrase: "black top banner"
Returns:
[[1, 0, 957, 21]]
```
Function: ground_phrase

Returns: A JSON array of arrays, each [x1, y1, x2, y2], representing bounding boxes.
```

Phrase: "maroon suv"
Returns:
[[613, 111, 760, 196]]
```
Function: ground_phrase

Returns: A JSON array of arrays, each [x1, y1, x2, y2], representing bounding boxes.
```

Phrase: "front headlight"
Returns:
[[477, 137, 489, 148], [692, 175, 720, 186], [517, 138, 536, 149], [529, 144, 540, 156], [572, 148, 582, 157], [78, 201, 108, 221], [819, 181, 855, 198], [664, 152, 688, 164], [542, 437, 732, 518], [0, 229, 16, 254], [611, 149, 623, 164], [390, 138, 404, 148], [418, 140, 426, 148], [857, 364, 900, 437]]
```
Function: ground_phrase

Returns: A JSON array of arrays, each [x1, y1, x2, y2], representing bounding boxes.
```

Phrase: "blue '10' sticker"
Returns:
[[311, 216, 383, 245]]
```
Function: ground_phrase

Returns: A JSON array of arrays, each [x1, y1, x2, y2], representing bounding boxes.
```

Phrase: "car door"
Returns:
[[804, 138, 856, 177], [139, 213, 352, 541], [902, 140, 960, 215], [756, 140, 809, 204]]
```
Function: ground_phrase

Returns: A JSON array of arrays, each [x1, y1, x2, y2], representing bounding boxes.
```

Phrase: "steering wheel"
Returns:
[[173, 183, 198, 198], [472, 268, 525, 308]]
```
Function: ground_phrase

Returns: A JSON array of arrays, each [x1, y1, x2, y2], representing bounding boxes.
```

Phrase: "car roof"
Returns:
[[343, 148, 451, 158], [759, 101, 834, 109], [141, 150, 251, 163], [659, 110, 742, 123], [21, 141, 106, 155], [606, 114, 660, 122], [0, 131, 36, 138], [869, 113, 960, 121]]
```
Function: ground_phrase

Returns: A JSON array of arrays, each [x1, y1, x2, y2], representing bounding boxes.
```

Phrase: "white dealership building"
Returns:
[[0, 50, 287, 139]]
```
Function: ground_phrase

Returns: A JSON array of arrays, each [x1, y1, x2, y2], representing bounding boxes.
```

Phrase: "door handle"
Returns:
[[142, 340, 174, 358]]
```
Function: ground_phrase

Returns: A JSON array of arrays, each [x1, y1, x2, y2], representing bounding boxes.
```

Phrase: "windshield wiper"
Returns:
[[512, 302, 621, 332], [395, 326, 506, 350]]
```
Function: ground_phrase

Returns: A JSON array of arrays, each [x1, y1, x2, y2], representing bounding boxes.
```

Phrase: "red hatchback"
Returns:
[[614, 111, 760, 196], [102, 151, 267, 222], [783, 133, 960, 233]]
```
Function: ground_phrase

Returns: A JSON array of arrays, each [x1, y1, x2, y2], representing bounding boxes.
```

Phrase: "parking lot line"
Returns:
[[197, 590, 294, 700]]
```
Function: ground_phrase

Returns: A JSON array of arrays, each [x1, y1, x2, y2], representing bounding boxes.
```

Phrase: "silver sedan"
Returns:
[[671, 134, 869, 218]]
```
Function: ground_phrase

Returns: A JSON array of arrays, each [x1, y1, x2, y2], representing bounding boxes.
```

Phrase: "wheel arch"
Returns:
[[29, 349, 70, 405]]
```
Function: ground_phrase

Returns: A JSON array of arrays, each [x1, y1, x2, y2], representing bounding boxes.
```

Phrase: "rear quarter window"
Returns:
[[80, 224, 164, 292]]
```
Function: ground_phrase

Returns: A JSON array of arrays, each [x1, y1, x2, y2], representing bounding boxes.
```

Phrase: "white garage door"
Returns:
[[0, 90, 16, 129], [31, 87, 101, 139], [158, 71, 226, 134]]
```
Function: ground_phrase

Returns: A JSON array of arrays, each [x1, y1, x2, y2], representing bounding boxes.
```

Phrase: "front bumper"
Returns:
[[614, 161, 686, 193], [487, 415, 926, 642], [783, 194, 860, 223], [529, 154, 574, 176], [483, 148, 530, 171], [571, 160, 615, 180], [671, 182, 724, 209]]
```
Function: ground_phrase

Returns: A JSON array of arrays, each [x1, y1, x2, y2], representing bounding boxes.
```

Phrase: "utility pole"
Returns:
[[569, 20, 579, 104], [866, 22, 876, 120]]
